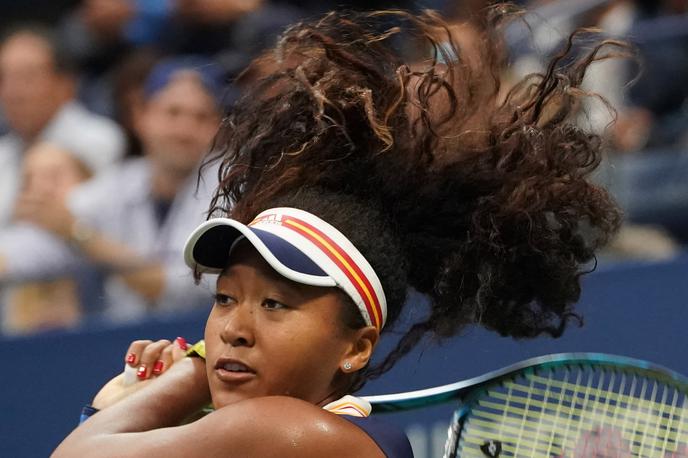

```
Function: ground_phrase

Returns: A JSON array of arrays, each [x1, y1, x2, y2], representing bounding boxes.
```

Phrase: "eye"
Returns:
[[262, 298, 288, 310], [214, 293, 236, 307]]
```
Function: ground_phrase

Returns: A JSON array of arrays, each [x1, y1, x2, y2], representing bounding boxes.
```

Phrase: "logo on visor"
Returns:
[[249, 213, 283, 227]]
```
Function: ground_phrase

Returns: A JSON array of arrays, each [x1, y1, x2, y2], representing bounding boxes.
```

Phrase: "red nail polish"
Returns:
[[152, 360, 164, 375], [137, 364, 147, 379], [126, 353, 136, 365], [175, 336, 188, 350]]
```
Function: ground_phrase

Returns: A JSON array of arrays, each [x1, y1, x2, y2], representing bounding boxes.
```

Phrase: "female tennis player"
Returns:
[[54, 6, 625, 457]]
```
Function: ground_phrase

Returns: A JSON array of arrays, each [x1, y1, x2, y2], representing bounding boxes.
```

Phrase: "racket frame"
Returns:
[[363, 353, 688, 412]]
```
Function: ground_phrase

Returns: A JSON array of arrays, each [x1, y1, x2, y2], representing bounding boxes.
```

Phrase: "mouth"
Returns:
[[213, 358, 256, 383]]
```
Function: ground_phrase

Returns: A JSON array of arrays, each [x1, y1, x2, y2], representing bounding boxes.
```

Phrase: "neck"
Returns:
[[317, 380, 352, 408], [150, 162, 192, 201], [15, 110, 58, 142], [17, 94, 72, 142], [17, 127, 42, 143]]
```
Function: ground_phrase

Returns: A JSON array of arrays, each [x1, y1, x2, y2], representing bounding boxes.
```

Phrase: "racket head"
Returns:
[[450, 353, 688, 457]]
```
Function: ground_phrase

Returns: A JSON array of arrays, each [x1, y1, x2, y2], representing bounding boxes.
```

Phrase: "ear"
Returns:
[[339, 326, 379, 373]]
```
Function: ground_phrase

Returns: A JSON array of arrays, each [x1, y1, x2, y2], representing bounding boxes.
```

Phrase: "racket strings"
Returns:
[[456, 366, 688, 457]]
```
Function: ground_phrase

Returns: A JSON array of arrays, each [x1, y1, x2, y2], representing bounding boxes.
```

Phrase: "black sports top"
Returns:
[[342, 415, 414, 458]]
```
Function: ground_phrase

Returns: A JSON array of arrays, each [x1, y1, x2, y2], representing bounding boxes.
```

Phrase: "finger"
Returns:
[[123, 339, 153, 386], [172, 336, 189, 361], [174, 336, 188, 351], [124, 339, 153, 367], [138, 339, 172, 380], [153, 344, 176, 377]]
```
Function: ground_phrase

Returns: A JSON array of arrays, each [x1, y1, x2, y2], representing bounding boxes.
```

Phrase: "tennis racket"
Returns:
[[363, 353, 688, 457]]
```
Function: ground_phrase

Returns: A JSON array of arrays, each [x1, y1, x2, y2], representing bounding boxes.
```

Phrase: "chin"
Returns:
[[210, 389, 255, 409]]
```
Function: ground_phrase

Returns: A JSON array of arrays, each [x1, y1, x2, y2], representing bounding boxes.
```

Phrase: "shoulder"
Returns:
[[43, 102, 126, 171], [51, 102, 122, 136], [185, 396, 386, 458], [0, 133, 22, 157]]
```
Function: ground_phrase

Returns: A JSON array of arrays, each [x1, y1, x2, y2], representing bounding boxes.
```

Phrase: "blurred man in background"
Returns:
[[0, 25, 125, 227], [0, 57, 224, 329]]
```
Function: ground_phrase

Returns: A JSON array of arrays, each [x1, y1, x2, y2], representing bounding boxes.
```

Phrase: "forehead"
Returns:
[[0, 33, 54, 68], [147, 72, 218, 111]]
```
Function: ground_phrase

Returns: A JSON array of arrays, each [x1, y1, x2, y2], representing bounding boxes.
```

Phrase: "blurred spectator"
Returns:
[[112, 48, 162, 156], [60, 0, 281, 115], [62, 0, 264, 73], [626, 0, 688, 149], [510, 0, 688, 152], [578, 0, 646, 151], [581, 0, 688, 243], [504, 0, 688, 250], [0, 1, 76, 29], [0, 25, 125, 227], [1, 141, 92, 334], [62, 0, 424, 116], [79, 0, 263, 49], [0, 57, 223, 326], [65, 0, 419, 55], [579, 0, 688, 152]]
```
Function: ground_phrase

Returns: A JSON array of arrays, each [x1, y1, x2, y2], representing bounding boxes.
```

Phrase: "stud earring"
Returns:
[[343, 361, 353, 371]]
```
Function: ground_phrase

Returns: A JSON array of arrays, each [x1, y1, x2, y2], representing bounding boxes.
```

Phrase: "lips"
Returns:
[[222, 362, 251, 372], [214, 358, 256, 383]]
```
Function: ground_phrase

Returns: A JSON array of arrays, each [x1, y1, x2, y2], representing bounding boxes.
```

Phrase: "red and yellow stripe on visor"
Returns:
[[281, 216, 383, 330]]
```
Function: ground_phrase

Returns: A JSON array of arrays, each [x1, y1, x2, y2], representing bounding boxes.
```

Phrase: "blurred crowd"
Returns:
[[0, 0, 686, 336]]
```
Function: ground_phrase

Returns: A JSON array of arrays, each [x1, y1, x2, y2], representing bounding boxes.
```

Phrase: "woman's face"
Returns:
[[20, 143, 89, 199], [204, 241, 362, 409]]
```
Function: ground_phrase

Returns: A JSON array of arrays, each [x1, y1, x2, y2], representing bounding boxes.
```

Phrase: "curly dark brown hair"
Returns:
[[203, 6, 624, 389]]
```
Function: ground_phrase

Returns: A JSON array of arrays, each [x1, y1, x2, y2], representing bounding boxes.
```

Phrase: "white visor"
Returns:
[[183, 207, 387, 330]]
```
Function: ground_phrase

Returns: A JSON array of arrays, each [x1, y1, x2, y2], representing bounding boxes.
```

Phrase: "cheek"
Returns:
[[150, 120, 172, 140], [199, 122, 218, 143], [204, 310, 220, 343], [55, 174, 81, 194], [266, 326, 346, 383]]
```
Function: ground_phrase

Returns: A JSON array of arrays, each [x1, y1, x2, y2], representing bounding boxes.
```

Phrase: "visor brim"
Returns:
[[183, 218, 336, 287]]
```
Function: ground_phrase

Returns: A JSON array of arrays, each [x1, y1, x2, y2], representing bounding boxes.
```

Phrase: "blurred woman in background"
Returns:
[[1, 141, 92, 333]]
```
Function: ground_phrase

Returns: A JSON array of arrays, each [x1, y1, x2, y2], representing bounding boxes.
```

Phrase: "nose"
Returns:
[[219, 301, 256, 347]]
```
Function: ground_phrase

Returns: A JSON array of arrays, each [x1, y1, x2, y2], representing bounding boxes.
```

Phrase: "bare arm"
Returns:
[[15, 193, 165, 301], [53, 359, 383, 458], [68, 228, 165, 301], [52, 357, 210, 457]]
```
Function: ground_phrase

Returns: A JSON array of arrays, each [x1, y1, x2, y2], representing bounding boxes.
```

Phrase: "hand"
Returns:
[[176, 0, 262, 24], [611, 107, 653, 153], [93, 337, 189, 410], [562, 427, 632, 458], [13, 191, 75, 239], [665, 445, 688, 457]]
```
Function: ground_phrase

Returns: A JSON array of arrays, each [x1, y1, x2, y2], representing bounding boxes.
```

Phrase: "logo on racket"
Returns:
[[480, 439, 501, 457]]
